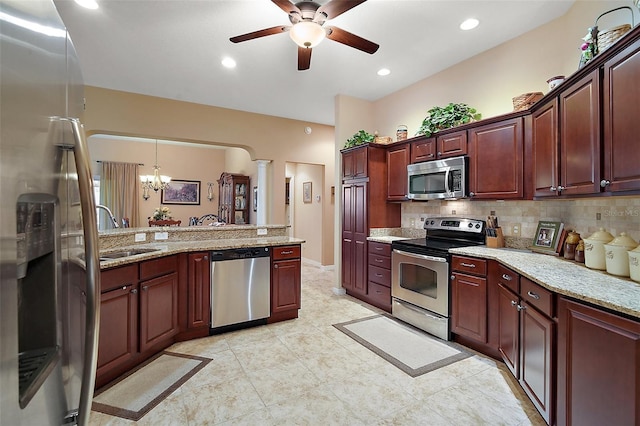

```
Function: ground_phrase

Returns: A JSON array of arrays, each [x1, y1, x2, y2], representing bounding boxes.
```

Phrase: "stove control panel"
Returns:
[[423, 217, 485, 234]]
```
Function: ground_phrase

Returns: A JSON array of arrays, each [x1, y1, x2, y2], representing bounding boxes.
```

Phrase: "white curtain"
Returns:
[[100, 162, 140, 229]]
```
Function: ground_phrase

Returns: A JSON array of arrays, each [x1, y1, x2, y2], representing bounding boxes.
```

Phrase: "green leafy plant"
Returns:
[[344, 130, 375, 148], [416, 103, 481, 137]]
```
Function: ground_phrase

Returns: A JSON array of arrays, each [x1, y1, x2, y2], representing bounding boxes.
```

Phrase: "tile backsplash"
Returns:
[[401, 196, 640, 243]]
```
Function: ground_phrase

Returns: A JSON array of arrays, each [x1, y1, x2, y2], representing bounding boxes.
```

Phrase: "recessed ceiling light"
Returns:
[[377, 68, 391, 76], [221, 57, 236, 69], [74, 0, 99, 10], [460, 18, 479, 31]]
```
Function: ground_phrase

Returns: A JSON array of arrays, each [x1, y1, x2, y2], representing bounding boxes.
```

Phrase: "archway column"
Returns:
[[256, 159, 271, 226]]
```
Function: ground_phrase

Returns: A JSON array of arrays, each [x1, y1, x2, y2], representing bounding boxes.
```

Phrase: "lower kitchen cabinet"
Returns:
[[557, 297, 640, 426], [139, 271, 179, 353], [367, 241, 392, 312], [498, 272, 555, 425], [451, 255, 488, 343], [186, 252, 210, 330], [97, 266, 138, 381], [269, 245, 301, 323]]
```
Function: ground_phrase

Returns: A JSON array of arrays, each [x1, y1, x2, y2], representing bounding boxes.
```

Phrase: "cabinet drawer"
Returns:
[[496, 263, 519, 294], [367, 281, 391, 304], [272, 245, 301, 260], [368, 253, 391, 269], [452, 255, 487, 276], [139, 255, 178, 281], [101, 264, 138, 293], [368, 265, 391, 287], [521, 277, 554, 318], [368, 241, 391, 256]]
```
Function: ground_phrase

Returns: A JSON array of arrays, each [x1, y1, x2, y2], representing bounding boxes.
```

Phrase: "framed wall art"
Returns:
[[303, 181, 312, 203], [161, 179, 201, 205]]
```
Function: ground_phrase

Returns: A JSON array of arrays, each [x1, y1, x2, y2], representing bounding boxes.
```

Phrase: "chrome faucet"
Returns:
[[96, 204, 119, 229]]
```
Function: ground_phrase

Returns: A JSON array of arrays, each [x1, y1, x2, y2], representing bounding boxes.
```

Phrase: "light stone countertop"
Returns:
[[450, 246, 640, 320], [367, 236, 411, 243], [99, 236, 305, 269]]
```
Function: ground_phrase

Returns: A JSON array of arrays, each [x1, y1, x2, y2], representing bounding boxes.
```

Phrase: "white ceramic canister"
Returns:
[[583, 228, 614, 270], [628, 245, 640, 283], [604, 232, 638, 277]]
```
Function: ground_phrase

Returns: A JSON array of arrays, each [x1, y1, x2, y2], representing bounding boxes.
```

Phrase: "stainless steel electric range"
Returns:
[[391, 217, 486, 340]]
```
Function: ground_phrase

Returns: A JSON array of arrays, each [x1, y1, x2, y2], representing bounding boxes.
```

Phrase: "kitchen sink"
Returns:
[[99, 248, 162, 260]]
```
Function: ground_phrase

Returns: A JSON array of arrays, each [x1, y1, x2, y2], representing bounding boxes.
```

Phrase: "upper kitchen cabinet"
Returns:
[[468, 117, 524, 199], [532, 70, 601, 198], [342, 145, 368, 180], [386, 142, 410, 201], [602, 38, 640, 193], [410, 136, 436, 163], [218, 173, 250, 224], [436, 129, 467, 159]]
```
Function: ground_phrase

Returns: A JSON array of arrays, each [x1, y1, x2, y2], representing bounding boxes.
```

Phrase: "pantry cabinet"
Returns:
[[557, 297, 640, 426], [341, 144, 400, 303], [468, 117, 524, 199]]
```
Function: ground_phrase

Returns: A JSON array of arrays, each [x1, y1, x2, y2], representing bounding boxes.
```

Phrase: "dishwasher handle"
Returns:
[[210, 246, 270, 261]]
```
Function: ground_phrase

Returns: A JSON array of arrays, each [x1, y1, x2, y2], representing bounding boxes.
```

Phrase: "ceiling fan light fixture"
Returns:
[[289, 21, 326, 48]]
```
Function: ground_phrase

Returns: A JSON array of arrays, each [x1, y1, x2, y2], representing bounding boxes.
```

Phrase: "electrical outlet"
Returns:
[[596, 212, 601, 220], [134, 233, 146, 242], [490, 210, 496, 216], [451, 209, 456, 215], [257, 228, 267, 235], [512, 223, 521, 236], [420, 216, 426, 222], [154, 232, 168, 240]]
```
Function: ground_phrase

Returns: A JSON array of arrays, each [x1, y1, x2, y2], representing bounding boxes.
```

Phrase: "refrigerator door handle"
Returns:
[[60, 117, 100, 426]]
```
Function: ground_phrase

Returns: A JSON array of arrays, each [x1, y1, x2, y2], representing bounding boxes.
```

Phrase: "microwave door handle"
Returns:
[[444, 168, 452, 195]]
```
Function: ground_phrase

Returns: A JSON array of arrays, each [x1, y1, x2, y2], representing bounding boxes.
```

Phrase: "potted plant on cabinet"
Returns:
[[416, 103, 481, 137], [344, 130, 374, 148]]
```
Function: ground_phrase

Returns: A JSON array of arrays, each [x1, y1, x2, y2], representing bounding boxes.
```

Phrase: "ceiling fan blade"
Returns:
[[271, 0, 302, 16], [316, 0, 367, 20], [298, 47, 312, 71], [230, 25, 289, 43], [326, 26, 379, 54]]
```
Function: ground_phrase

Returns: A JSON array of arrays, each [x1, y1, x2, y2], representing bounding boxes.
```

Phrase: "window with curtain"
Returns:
[[99, 162, 140, 230]]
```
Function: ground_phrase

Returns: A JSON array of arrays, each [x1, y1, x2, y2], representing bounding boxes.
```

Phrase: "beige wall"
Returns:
[[83, 86, 335, 266]]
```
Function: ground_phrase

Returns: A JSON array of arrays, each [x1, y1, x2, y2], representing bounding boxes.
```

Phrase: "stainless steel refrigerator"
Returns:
[[1, 0, 100, 424]]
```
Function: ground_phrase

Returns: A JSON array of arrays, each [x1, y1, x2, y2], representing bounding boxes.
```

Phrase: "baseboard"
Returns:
[[302, 257, 335, 271]]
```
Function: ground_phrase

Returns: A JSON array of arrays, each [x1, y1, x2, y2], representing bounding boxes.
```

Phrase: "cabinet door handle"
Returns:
[[516, 304, 526, 312], [550, 186, 557, 191], [501, 274, 512, 281], [450, 275, 456, 280], [527, 291, 540, 300], [558, 185, 565, 192], [142, 286, 148, 291], [375, 258, 383, 263], [375, 273, 383, 277], [511, 300, 518, 306], [460, 262, 476, 268], [437, 151, 442, 156], [281, 250, 293, 255], [375, 247, 383, 251], [427, 153, 434, 158], [274, 264, 279, 269], [469, 192, 475, 197], [204, 256, 208, 261], [131, 288, 138, 294], [600, 179, 611, 188]]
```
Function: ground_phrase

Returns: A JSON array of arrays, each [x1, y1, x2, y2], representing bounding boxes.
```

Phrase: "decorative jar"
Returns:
[[583, 228, 614, 270], [604, 232, 638, 277]]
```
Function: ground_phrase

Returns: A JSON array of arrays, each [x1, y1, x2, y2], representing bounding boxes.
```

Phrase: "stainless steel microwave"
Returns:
[[407, 156, 468, 200]]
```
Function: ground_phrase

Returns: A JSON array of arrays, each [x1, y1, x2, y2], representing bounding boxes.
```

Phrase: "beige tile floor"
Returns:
[[90, 263, 546, 425]]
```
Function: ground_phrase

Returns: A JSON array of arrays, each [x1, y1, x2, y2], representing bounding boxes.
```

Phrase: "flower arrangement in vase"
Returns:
[[152, 206, 171, 220], [579, 26, 598, 68]]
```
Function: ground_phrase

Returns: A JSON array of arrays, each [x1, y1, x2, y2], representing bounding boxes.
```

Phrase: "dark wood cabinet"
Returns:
[[341, 145, 400, 304], [410, 136, 436, 163], [436, 129, 467, 158], [557, 297, 640, 426], [559, 70, 601, 196], [186, 252, 210, 330], [497, 271, 555, 425], [468, 117, 524, 199], [218, 173, 250, 224], [367, 241, 392, 312], [270, 245, 301, 323], [386, 143, 410, 201], [532, 98, 559, 198], [342, 146, 368, 179], [139, 272, 178, 353], [603, 39, 640, 193], [451, 256, 488, 342], [97, 266, 138, 381]]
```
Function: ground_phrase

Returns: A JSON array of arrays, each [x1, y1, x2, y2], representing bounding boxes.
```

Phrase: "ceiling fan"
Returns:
[[229, 0, 379, 71]]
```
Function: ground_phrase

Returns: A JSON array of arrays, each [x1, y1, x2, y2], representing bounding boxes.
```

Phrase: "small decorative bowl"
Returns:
[[546, 75, 565, 90]]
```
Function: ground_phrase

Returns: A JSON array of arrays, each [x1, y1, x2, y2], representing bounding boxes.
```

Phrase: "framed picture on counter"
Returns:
[[161, 179, 201, 205], [532, 220, 564, 253]]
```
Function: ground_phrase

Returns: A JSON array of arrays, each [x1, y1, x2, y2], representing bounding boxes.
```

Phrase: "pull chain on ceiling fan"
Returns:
[[229, 0, 379, 71]]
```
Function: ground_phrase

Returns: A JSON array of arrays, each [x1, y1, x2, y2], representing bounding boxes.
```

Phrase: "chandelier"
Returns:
[[140, 139, 171, 200]]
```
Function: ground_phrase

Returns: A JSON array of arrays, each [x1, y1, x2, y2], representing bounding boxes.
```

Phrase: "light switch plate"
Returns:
[[257, 228, 268, 235], [134, 233, 146, 242], [154, 232, 168, 240]]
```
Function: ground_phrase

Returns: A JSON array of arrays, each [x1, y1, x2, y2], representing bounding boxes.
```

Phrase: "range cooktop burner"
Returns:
[[392, 217, 486, 257]]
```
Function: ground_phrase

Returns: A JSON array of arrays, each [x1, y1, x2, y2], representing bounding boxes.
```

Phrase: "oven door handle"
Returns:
[[393, 249, 447, 263]]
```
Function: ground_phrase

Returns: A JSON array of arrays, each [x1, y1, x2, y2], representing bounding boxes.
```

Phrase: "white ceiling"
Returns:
[[54, 0, 575, 126]]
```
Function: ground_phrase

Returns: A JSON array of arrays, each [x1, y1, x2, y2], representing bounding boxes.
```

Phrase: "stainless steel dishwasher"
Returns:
[[210, 247, 271, 330]]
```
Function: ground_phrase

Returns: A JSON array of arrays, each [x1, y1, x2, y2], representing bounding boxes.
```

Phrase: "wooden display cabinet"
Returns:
[[218, 173, 250, 224]]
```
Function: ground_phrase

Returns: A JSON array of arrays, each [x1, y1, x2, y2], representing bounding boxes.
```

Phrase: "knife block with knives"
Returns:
[[486, 215, 504, 248]]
